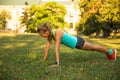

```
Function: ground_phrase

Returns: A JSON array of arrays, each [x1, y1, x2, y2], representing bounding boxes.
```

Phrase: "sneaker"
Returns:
[[106, 49, 117, 61]]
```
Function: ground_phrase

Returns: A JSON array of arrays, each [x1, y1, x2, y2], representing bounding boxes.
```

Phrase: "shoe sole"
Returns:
[[114, 49, 117, 61]]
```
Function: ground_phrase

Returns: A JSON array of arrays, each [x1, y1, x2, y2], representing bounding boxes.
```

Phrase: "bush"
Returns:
[[20, 2, 67, 33], [0, 9, 11, 29], [34, 2, 67, 30]]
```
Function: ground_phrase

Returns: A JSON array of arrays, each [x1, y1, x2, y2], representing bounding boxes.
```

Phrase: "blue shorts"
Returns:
[[75, 36, 85, 49]]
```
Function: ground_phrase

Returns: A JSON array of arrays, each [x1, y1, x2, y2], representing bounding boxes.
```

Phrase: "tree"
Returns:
[[0, 9, 11, 29], [98, 0, 120, 37], [78, 0, 100, 35], [78, 0, 120, 37], [20, 5, 40, 32], [20, 2, 67, 32], [34, 2, 67, 29]]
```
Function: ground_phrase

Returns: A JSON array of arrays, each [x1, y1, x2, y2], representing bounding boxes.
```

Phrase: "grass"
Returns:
[[0, 32, 120, 80]]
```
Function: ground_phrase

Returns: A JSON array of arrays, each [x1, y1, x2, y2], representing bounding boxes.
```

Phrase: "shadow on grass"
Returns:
[[0, 33, 47, 80]]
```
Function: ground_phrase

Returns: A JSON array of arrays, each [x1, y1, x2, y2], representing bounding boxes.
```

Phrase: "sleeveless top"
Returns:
[[51, 29, 77, 49]]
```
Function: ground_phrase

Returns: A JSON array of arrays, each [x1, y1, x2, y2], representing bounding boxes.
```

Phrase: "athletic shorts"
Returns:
[[75, 36, 85, 49]]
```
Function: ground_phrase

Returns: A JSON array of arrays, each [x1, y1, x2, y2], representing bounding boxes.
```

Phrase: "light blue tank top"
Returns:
[[51, 29, 77, 48]]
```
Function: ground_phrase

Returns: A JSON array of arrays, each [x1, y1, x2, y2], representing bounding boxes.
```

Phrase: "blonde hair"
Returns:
[[37, 22, 54, 41]]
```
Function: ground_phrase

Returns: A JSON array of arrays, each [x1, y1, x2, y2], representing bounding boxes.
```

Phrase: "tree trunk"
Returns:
[[95, 31, 100, 37], [102, 22, 113, 38]]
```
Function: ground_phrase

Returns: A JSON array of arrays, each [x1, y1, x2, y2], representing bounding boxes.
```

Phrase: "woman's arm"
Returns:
[[43, 40, 51, 61], [55, 30, 64, 65]]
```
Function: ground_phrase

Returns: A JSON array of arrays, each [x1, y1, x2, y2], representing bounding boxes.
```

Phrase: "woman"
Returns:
[[37, 22, 117, 66]]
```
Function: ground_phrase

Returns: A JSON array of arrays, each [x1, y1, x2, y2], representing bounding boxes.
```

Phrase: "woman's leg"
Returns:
[[81, 41, 108, 53], [81, 41, 117, 61]]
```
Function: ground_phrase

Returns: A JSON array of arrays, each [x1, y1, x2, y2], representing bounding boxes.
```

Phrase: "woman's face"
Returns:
[[39, 31, 50, 38]]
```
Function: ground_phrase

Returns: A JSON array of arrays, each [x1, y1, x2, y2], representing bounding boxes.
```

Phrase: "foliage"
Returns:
[[20, 2, 67, 33], [34, 2, 67, 29], [0, 9, 11, 29], [20, 5, 40, 33], [78, 0, 120, 37], [0, 33, 120, 80], [98, 0, 120, 37]]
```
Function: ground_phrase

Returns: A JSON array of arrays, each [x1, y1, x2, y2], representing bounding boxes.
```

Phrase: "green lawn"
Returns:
[[0, 33, 120, 80]]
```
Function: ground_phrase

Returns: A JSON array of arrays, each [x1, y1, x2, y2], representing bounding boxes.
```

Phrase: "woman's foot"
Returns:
[[106, 49, 117, 61]]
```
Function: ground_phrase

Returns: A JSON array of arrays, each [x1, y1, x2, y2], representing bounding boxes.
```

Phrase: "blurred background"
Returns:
[[0, 0, 120, 38]]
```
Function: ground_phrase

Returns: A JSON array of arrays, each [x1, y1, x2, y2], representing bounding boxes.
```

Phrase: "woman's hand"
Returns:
[[49, 64, 59, 68]]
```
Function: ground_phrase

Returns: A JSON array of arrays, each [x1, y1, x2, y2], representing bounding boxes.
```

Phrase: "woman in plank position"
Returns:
[[37, 22, 117, 66]]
